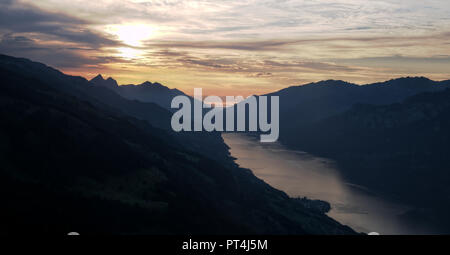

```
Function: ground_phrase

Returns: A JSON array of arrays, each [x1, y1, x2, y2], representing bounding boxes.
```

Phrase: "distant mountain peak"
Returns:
[[111, 80, 186, 109], [106, 77, 115, 81], [140, 81, 165, 88], [378, 76, 432, 85], [393, 76, 431, 81], [90, 74, 118, 89], [313, 80, 356, 87], [371, 76, 437, 90], [92, 74, 104, 80]]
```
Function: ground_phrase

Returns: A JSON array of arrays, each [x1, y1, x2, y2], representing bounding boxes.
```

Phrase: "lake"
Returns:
[[222, 133, 436, 234]]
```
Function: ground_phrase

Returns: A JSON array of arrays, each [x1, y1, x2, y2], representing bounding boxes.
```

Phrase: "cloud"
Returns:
[[142, 31, 450, 53], [250, 72, 273, 78], [0, 0, 119, 47], [263, 60, 361, 72], [144, 40, 293, 51], [335, 55, 450, 74], [141, 47, 362, 75], [1, 0, 450, 94], [0, 34, 127, 68], [0, 0, 125, 69]]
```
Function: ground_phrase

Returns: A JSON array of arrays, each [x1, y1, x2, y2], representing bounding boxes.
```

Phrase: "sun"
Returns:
[[107, 23, 155, 47], [116, 47, 142, 60], [105, 23, 156, 59]]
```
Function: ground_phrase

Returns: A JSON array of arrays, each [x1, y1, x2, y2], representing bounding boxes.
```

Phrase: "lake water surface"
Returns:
[[222, 133, 435, 234]]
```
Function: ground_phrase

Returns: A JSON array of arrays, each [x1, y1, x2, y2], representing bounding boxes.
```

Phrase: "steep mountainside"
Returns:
[[0, 54, 230, 164], [0, 54, 356, 234], [281, 88, 450, 232]]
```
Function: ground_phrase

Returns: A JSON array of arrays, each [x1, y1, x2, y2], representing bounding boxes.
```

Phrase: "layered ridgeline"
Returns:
[[87, 69, 450, 232], [228, 78, 450, 143], [88, 74, 230, 163], [262, 78, 450, 232], [268, 78, 450, 129], [90, 74, 185, 110], [0, 54, 355, 234]]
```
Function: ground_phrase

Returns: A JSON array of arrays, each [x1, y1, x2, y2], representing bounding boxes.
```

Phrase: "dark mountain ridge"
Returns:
[[227, 77, 450, 136], [0, 53, 356, 234], [231, 76, 450, 232], [0, 54, 230, 164], [90, 74, 119, 89], [89, 75, 185, 110], [279, 86, 450, 232], [268, 77, 450, 127]]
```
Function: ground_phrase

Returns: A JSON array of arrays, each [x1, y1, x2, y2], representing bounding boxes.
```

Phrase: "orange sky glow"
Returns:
[[1, 0, 450, 96]]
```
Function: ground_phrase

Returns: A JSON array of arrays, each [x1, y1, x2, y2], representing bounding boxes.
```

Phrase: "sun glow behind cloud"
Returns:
[[105, 23, 157, 59], [114, 47, 142, 60], [107, 23, 155, 47], [2, 0, 450, 96]]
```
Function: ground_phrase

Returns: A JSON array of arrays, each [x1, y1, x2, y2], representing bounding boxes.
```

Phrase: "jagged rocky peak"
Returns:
[[90, 74, 118, 89], [91, 74, 104, 80]]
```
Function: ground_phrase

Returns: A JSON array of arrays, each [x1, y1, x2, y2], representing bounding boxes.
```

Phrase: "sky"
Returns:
[[1, 0, 450, 96]]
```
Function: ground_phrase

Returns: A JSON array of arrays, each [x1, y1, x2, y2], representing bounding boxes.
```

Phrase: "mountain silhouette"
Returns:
[[228, 76, 450, 232], [268, 77, 450, 128], [90, 74, 119, 89], [0, 54, 232, 163], [227, 77, 450, 136], [279, 85, 450, 232], [0, 54, 356, 234], [90, 75, 185, 109]]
